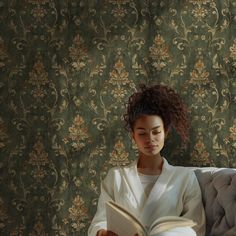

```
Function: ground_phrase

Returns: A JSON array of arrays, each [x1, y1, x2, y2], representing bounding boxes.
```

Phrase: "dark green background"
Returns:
[[0, 0, 236, 235]]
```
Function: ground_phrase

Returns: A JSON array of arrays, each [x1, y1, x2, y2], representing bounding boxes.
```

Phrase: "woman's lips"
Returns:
[[145, 145, 157, 149]]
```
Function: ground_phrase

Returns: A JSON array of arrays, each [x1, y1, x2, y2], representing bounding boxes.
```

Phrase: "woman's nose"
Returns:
[[147, 133, 155, 142]]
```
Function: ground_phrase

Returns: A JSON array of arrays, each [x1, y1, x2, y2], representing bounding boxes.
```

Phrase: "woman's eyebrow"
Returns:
[[136, 125, 161, 130], [152, 126, 161, 130], [136, 127, 145, 130]]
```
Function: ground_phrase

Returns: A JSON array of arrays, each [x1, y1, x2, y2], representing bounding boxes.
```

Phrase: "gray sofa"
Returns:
[[193, 167, 236, 236]]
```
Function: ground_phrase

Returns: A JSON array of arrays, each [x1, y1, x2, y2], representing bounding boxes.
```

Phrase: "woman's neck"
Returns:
[[137, 154, 163, 175]]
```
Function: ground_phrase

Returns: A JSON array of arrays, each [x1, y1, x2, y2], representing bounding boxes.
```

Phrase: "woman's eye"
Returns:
[[153, 130, 161, 135], [138, 133, 146, 136]]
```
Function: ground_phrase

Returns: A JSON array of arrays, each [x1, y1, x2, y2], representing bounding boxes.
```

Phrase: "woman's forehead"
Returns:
[[133, 115, 164, 128]]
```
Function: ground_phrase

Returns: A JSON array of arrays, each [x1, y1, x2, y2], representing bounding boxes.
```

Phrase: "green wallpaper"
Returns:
[[0, 0, 236, 235]]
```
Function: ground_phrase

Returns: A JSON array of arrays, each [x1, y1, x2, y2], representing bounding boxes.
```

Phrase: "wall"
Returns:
[[0, 0, 236, 235]]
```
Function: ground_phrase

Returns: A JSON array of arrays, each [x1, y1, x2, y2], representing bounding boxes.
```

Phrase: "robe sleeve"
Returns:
[[181, 171, 206, 236], [88, 168, 120, 236]]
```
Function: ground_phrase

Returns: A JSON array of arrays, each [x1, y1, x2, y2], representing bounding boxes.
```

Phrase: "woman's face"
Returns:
[[132, 115, 166, 158]]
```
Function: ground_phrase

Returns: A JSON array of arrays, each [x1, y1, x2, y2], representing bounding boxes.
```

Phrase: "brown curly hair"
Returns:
[[124, 84, 190, 144]]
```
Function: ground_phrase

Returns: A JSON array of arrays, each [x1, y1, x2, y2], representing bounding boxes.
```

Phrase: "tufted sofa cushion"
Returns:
[[193, 168, 236, 236]]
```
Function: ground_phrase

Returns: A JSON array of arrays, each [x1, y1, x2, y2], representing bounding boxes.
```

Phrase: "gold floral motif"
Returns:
[[31, 6, 47, 21], [229, 39, 236, 62], [73, 177, 82, 188], [69, 35, 88, 71], [67, 195, 88, 231], [111, 87, 127, 102], [29, 216, 48, 236], [89, 180, 98, 194], [0, 37, 8, 68], [189, 59, 210, 85], [192, 5, 208, 19], [0, 117, 8, 149], [109, 139, 129, 166], [29, 137, 49, 167], [33, 168, 47, 180], [109, 60, 130, 86], [28, 137, 49, 181], [28, 57, 49, 87], [223, 120, 236, 151], [64, 115, 89, 150], [149, 34, 171, 71], [229, 120, 236, 149], [108, 59, 134, 102], [191, 135, 211, 166], [192, 87, 207, 103], [112, 7, 127, 18]]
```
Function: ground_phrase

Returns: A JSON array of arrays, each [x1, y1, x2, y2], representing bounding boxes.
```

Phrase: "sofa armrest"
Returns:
[[193, 168, 236, 236]]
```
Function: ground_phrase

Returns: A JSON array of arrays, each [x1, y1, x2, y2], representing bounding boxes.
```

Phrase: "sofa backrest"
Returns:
[[193, 167, 236, 236]]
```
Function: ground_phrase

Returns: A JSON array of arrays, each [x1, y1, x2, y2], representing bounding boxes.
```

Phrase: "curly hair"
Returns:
[[124, 84, 190, 144]]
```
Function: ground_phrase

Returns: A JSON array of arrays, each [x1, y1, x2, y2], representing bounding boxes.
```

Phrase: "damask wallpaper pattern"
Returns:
[[0, 0, 236, 235]]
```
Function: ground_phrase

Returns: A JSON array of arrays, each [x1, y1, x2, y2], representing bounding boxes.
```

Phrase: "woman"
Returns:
[[88, 84, 206, 236]]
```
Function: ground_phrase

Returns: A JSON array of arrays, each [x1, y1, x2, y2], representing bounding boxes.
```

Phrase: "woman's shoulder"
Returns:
[[164, 158, 194, 175], [168, 166, 198, 188], [170, 164, 196, 178], [106, 161, 136, 176], [177, 166, 195, 174]]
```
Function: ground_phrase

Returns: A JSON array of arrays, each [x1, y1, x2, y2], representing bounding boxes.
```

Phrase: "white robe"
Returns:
[[88, 158, 206, 236]]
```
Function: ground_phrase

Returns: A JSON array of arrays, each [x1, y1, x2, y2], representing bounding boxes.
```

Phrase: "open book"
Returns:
[[106, 201, 196, 236]]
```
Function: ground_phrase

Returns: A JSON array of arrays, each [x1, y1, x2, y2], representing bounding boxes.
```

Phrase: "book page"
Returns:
[[106, 201, 147, 236]]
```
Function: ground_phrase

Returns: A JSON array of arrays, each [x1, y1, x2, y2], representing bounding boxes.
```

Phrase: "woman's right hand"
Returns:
[[97, 229, 118, 236]]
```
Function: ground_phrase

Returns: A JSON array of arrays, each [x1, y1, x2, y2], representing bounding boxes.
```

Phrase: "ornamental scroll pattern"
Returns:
[[0, 0, 236, 235]]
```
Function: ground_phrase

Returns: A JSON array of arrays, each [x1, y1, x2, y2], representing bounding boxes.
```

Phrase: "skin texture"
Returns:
[[133, 115, 166, 175]]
